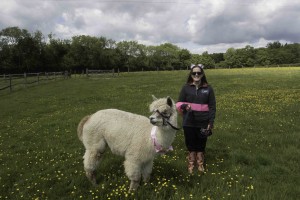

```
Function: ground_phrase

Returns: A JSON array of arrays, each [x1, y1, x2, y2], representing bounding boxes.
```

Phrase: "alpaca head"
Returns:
[[149, 95, 177, 127]]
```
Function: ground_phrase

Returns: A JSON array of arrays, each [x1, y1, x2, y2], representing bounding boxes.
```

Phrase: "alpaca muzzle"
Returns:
[[149, 116, 157, 125]]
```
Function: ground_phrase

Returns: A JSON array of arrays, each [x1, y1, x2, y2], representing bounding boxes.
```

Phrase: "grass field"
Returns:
[[0, 67, 299, 200]]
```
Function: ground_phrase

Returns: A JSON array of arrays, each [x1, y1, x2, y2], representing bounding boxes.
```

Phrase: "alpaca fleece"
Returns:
[[77, 96, 178, 191]]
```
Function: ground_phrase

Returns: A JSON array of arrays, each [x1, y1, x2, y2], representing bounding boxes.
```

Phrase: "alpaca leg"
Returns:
[[83, 149, 102, 186], [142, 160, 153, 183], [124, 159, 142, 191], [82, 138, 106, 185]]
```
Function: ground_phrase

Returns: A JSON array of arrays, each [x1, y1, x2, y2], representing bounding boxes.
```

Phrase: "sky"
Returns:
[[1, 0, 300, 54]]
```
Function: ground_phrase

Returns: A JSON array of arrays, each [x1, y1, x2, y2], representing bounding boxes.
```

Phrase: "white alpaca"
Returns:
[[77, 96, 178, 191]]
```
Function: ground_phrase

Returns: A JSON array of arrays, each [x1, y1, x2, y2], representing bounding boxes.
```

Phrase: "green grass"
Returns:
[[0, 68, 299, 199]]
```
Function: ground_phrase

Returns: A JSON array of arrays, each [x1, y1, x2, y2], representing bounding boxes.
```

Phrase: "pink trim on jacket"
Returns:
[[176, 102, 209, 113]]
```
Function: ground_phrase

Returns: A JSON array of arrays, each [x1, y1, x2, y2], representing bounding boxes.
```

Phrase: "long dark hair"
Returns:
[[186, 65, 208, 86]]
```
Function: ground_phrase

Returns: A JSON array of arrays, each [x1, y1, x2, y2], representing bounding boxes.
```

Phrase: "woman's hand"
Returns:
[[180, 104, 191, 111], [207, 124, 212, 130], [186, 104, 191, 111]]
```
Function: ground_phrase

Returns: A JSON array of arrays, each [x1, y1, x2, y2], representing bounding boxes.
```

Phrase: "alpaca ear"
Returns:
[[167, 96, 173, 107], [152, 95, 158, 100]]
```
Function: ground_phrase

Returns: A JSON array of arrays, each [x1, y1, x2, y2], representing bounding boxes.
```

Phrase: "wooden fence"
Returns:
[[86, 68, 118, 77], [0, 71, 69, 92]]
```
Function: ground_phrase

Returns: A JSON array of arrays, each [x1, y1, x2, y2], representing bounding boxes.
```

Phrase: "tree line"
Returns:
[[1, 26, 299, 73]]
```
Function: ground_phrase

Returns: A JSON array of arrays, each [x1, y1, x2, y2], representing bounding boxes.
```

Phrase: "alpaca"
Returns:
[[77, 96, 178, 191]]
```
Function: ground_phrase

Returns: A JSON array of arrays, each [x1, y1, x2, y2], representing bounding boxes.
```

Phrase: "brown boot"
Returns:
[[187, 151, 196, 174], [196, 152, 205, 173]]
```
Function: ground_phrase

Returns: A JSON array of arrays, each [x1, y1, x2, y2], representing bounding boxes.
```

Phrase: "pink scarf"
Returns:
[[151, 126, 173, 154]]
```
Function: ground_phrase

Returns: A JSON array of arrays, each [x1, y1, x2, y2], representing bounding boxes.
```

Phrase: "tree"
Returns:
[[101, 38, 118, 70], [267, 41, 282, 49], [209, 53, 224, 64], [224, 48, 241, 68], [0, 27, 31, 73], [156, 43, 180, 70], [255, 48, 270, 66], [45, 34, 70, 71], [200, 51, 215, 68], [116, 41, 143, 71], [64, 35, 110, 71], [1, 26, 300, 73], [23, 30, 47, 72], [236, 45, 256, 67], [282, 43, 300, 64], [189, 52, 215, 69], [145, 45, 157, 70], [178, 49, 191, 69]]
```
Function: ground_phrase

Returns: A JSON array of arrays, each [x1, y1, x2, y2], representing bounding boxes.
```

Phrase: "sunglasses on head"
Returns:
[[191, 72, 203, 76]]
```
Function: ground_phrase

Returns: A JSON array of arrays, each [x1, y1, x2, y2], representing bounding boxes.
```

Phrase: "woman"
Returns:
[[176, 64, 216, 174]]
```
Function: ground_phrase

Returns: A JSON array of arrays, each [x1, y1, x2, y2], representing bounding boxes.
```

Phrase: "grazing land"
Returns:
[[0, 67, 299, 199]]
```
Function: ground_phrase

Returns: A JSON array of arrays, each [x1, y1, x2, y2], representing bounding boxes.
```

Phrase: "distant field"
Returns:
[[0, 67, 299, 199]]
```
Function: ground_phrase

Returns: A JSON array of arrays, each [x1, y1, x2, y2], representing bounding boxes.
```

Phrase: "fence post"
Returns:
[[9, 74, 12, 92], [86, 68, 89, 77], [64, 71, 66, 79], [24, 72, 27, 87]]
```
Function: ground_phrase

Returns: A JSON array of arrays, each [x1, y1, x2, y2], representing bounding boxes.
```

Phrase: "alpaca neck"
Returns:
[[155, 114, 177, 148], [155, 127, 176, 148]]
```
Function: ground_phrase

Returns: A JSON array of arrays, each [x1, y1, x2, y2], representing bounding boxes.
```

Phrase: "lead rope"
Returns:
[[155, 110, 181, 130]]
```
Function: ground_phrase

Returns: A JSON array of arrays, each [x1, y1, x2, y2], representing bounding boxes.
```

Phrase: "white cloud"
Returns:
[[0, 0, 299, 54]]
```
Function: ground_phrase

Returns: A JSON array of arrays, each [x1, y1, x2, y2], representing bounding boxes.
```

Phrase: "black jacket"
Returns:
[[176, 84, 216, 127]]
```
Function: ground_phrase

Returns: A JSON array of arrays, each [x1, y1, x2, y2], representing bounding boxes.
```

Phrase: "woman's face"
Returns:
[[191, 67, 203, 82]]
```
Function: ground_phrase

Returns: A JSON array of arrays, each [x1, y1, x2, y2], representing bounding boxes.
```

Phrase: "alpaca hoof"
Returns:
[[129, 180, 140, 191], [128, 188, 136, 193], [86, 171, 97, 186], [91, 181, 98, 187], [143, 176, 150, 183]]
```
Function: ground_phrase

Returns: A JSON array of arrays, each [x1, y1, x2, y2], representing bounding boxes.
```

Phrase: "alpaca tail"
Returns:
[[77, 115, 90, 142]]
